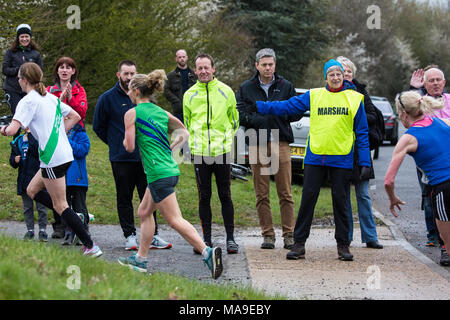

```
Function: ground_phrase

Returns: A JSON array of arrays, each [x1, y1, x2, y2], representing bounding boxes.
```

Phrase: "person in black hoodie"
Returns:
[[9, 129, 48, 241], [2, 24, 43, 114], [336, 56, 383, 250], [237, 48, 300, 250]]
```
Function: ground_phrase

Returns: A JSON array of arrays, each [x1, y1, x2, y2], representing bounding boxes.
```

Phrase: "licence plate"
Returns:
[[290, 146, 305, 157]]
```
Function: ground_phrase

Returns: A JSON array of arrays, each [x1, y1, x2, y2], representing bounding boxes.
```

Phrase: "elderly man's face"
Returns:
[[326, 68, 344, 90], [424, 69, 446, 97]]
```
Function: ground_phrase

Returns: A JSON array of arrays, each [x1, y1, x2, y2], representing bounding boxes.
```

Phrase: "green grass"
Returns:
[[0, 124, 346, 226], [0, 235, 275, 300]]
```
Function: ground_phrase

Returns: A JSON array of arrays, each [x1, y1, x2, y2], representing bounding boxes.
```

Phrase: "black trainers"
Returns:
[[286, 242, 305, 260], [440, 248, 450, 267], [23, 231, 34, 240], [261, 236, 275, 249], [337, 244, 354, 261], [366, 241, 383, 249], [51, 222, 65, 239], [38, 231, 48, 242]]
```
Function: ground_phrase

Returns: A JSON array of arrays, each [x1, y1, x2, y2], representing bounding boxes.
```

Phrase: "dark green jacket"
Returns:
[[164, 66, 197, 115]]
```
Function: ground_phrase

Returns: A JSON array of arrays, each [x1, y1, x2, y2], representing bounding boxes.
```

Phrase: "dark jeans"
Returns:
[[417, 169, 440, 241], [293, 164, 352, 245], [193, 154, 235, 242], [111, 161, 159, 238]]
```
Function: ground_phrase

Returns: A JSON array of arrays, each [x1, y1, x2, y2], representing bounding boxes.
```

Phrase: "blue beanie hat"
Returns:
[[323, 59, 344, 79]]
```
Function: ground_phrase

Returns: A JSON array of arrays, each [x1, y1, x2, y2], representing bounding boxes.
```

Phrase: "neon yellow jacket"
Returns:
[[183, 78, 239, 157]]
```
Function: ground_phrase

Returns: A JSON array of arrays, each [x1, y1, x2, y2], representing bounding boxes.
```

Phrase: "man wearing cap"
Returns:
[[2, 24, 43, 113], [255, 59, 371, 261]]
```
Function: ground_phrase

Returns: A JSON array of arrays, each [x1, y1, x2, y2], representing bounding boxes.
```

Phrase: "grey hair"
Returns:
[[256, 48, 276, 63], [423, 68, 445, 82], [336, 56, 357, 77]]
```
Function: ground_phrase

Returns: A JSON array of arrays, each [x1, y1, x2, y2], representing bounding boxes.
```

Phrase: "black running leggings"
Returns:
[[194, 156, 235, 242]]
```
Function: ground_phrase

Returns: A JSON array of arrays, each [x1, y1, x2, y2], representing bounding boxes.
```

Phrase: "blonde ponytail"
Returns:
[[396, 90, 444, 118]]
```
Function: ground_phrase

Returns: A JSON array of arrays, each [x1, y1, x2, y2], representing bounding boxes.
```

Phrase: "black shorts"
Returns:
[[148, 176, 179, 203], [431, 179, 450, 222], [41, 162, 72, 179]]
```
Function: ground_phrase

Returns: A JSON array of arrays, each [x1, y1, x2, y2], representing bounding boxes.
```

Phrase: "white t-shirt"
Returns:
[[14, 90, 74, 168]]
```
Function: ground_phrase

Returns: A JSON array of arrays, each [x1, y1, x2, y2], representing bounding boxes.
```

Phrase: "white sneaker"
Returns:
[[125, 234, 138, 251], [150, 234, 172, 249], [83, 243, 103, 258]]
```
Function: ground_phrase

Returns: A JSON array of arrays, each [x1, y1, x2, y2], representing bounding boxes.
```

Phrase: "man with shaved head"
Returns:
[[164, 49, 197, 122]]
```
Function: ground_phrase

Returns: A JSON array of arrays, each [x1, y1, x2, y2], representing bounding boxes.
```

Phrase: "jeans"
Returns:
[[22, 194, 48, 231], [416, 169, 439, 241], [346, 179, 378, 243]]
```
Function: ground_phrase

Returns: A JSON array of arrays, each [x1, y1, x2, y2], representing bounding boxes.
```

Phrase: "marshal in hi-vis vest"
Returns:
[[309, 88, 363, 155]]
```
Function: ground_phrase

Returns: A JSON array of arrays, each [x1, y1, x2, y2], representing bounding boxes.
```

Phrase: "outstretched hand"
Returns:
[[389, 195, 406, 218], [410, 69, 424, 89]]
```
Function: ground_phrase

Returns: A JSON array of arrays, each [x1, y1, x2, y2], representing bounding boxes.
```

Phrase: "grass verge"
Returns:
[[0, 234, 277, 300]]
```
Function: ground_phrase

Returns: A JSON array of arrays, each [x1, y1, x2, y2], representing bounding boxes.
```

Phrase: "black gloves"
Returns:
[[359, 166, 371, 181]]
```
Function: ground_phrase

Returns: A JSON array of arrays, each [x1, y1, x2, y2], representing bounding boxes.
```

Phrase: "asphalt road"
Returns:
[[369, 125, 448, 270]]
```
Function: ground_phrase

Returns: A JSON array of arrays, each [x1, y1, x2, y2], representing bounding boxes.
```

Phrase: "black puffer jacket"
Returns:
[[2, 47, 43, 93], [236, 72, 300, 144]]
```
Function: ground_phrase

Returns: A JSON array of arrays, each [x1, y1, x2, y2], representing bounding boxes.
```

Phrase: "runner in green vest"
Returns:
[[117, 70, 223, 279]]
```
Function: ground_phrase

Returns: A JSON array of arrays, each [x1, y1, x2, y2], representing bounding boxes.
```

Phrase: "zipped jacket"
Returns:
[[9, 133, 40, 195], [183, 78, 239, 157], [236, 72, 300, 144], [66, 124, 90, 187], [257, 80, 370, 169], [164, 67, 197, 115], [2, 47, 43, 93]]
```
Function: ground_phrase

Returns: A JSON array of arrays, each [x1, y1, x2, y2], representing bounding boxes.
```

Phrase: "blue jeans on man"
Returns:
[[416, 169, 439, 242]]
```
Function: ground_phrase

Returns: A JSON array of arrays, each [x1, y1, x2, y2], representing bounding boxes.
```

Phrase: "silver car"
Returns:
[[289, 88, 309, 174]]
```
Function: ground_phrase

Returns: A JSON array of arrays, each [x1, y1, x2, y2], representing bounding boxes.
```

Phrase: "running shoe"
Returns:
[[426, 239, 439, 247], [83, 243, 103, 258], [38, 231, 48, 242], [150, 234, 172, 249], [440, 247, 450, 267], [194, 241, 213, 254], [203, 247, 223, 279], [125, 234, 138, 251], [118, 254, 148, 273], [226, 240, 239, 254], [23, 230, 34, 241]]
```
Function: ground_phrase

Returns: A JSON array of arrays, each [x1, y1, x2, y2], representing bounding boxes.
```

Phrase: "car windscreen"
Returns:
[[373, 101, 393, 114]]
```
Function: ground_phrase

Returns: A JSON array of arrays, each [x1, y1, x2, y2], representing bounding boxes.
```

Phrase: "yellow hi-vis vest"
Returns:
[[309, 88, 363, 155]]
